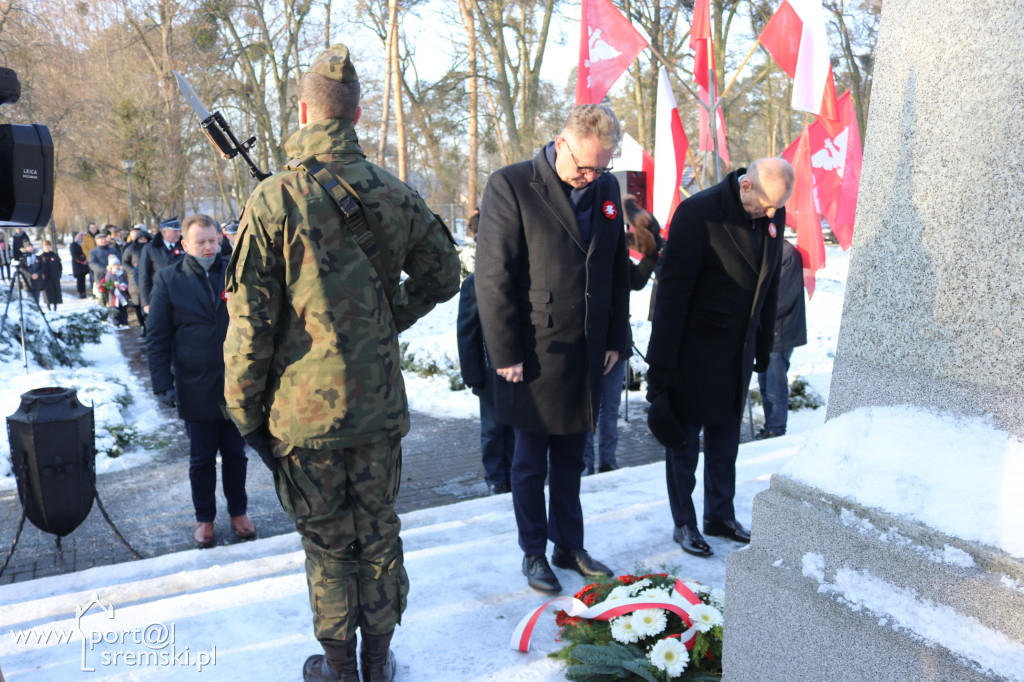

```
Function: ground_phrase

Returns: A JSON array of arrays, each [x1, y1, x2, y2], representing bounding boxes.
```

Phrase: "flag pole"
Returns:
[[686, 146, 704, 191], [647, 44, 702, 107], [719, 40, 759, 103], [707, 38, 722, 182]]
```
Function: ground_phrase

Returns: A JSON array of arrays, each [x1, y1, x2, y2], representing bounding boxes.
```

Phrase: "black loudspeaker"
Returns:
[[7, 386, 96, 537]]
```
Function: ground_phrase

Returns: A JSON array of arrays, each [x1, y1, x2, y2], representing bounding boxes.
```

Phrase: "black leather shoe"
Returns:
[[703, 518, 751, 543], [597, 463, 620, 473], [487, 483, 509, 495], [551, 546, 613, 577], [522, 554, 562, 594], [673, 525, 713, 557]]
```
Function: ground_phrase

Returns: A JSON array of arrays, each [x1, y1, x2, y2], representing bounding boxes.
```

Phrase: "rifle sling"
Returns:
[[286, 155, 395, 308]]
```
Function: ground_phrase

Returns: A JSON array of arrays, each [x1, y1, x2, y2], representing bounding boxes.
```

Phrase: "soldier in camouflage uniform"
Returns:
[[223, 44, 460, 682]]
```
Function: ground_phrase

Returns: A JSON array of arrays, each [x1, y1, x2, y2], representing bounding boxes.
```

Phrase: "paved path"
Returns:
[[0, 301, 675, 585]]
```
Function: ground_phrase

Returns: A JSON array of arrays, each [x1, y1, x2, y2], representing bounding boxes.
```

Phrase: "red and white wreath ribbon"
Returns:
[[511, 578, 702, 652]]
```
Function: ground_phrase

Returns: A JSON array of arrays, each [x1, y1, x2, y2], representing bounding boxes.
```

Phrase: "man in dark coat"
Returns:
[[756, 239, 807, 439], [646, 158, 794, 558], [476, 104, 629, 595], [146, 214, 254, 549], [69, 232, 89, 298], [137, 217, 183, 313], [87, 233, 119, 302], [39, 239, 62, 310], [457, 273, 514, 495]]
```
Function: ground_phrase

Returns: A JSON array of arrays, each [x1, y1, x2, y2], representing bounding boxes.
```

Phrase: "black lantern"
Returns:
[[7, 386, 95, 537]]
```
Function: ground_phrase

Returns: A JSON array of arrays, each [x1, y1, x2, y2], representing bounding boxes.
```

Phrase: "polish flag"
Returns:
[[653, 66, 690, 230], [690, 0, 729, 166], [576, 0, 649, 105], [782, 90, 862, 249], [758, 0, 840, 133], [786, 125, 826, 298]]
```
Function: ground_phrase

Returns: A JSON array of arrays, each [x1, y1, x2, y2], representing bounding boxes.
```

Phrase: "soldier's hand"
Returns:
[[155, 389, 176, 408], [243, 427, 277, 472], [497, 363, 523, 383]]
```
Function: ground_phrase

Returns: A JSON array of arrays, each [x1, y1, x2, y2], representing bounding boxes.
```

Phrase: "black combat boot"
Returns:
[[303, 639, 359, 682], [360, 630, 396, 682]]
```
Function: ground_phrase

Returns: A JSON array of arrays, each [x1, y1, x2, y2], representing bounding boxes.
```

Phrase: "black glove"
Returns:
[[645, 365, 669, 402], [155, 389, 176, 408], [243, 426, 277, 472]]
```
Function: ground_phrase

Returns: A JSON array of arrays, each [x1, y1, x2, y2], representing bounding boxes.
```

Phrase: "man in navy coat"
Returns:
[[476, 104, 629, 594], [646, 158, 794, 557], [146, 214, 254, 549]]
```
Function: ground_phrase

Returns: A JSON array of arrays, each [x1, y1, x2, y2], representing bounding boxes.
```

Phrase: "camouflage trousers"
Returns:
[[272, 438, 408, 645]]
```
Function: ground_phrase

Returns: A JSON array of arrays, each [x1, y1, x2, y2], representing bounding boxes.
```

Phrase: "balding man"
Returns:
[[645, 158, 794, 558]]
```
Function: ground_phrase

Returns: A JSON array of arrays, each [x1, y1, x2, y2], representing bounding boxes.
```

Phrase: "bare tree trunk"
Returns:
[[324, 0, 331, 49], [377, 0, 396, 166], [459, 0, 479, 215], [389, 0, 407, 182]]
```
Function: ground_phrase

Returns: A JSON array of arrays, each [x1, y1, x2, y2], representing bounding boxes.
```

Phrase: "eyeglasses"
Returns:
[[562, 138, 614, 176]]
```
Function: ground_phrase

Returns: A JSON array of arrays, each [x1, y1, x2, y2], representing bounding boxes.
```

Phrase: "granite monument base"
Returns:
[[724, 476, 1023, 681]]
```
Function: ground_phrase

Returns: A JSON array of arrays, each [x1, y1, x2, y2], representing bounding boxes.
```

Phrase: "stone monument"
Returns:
[[724, 1, 1024, 679]]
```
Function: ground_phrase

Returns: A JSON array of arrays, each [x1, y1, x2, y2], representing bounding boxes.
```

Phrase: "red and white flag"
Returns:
[[690, 0, 729, 166], [758, 0, 840, 133], [782, 90, 862, 250], [786, 125, 826, 298], [576, 0, 649, 105], [653, 66, 690, 230]]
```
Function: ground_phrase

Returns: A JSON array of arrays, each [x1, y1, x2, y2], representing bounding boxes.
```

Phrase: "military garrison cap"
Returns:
[[309, 44, 358, 83], [159, 216, 181, 231]]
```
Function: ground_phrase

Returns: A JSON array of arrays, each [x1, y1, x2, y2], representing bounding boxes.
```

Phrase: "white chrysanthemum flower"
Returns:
[[605, 585, 633, 601], [628, 578, 652, 595], [649, 638, 689, 677], [683, 580, 712, 596], [610, 615, 641, 643], [631, 608, 668, 637], [709, 588, 726, 609], [687, 603, 724, 633], [637, 586, 672, 601]]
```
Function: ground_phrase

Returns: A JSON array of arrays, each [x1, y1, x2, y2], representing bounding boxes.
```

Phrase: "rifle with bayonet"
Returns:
[[173, 70, 270, 182]]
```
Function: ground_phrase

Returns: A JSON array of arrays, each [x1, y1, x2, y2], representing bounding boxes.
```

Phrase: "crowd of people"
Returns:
[[2, 42, 813, 682]]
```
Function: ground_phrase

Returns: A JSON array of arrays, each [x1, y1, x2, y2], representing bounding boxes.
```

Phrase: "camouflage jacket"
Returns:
[[223, 118, 460, 449]]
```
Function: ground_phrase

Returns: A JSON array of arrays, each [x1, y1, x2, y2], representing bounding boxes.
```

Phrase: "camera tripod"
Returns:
[[0, 261, 69, 371]]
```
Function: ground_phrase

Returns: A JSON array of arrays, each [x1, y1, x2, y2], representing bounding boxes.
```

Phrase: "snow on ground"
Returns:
[[4, 243, 1023, 680]]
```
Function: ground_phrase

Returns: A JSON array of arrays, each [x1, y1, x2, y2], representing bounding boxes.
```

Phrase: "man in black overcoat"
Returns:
[[476, 104, 629, 594], [646, 157, 794, 558], [137, 216, 183, 313], [146, 214, 254, 549]]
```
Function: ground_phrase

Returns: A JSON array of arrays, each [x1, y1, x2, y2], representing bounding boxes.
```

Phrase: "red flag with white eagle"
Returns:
[[576, 0, 649, 105], [652, 66, 689, 230], [782, 90, 862, 250], [758, 0, 840, 135], [690, 0, 729, 166], [787, 125, 826, 298]]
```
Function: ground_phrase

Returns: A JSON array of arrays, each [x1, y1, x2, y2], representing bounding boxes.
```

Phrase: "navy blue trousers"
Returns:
[[477, 374, 515, 488], [185, 419, 249, 522], [511, 429, 587, 555], [757, 349, 793, 435], [665, 419, 740, 530]]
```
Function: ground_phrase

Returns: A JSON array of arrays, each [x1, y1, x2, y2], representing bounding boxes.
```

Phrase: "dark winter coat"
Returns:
[[475, 146, 630, 435], [121, 231, 152, 306], [88, 244, 119, 285], [457, 273, 491, 392], [772, 240, 807, 352], [39, 251, 62, 306], [11, 230, 30, 260], [18, 253, 44, 293], [137, 233, 184, 308], [146, 254, 230, 422], [646, 169, 784, 426], [69, 241, 89, 277]]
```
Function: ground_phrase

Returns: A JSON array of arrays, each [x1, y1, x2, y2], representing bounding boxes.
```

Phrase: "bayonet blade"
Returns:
[[173, 70, 214, 121]]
